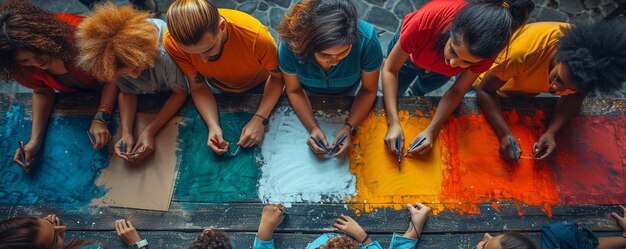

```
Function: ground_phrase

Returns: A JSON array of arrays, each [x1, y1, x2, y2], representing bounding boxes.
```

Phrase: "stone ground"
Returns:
[[1, 0, 624, 96]]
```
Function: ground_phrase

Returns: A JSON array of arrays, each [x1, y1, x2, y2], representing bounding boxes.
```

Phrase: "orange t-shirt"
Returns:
[[163, 9, 278, 93]]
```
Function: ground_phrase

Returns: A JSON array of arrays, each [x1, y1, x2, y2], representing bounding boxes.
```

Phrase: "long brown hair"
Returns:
[[0, 0, 78, 81], [0, 217, 41, 249]]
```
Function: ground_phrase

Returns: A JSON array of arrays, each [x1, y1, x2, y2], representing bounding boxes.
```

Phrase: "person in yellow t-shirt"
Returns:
[[475, 21, 626, 161], [164, 0, 283, 155]]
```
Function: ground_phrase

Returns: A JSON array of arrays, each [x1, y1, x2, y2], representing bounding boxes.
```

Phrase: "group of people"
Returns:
[[0, 0, 625, 248], [1, 203, 626, 249], [2, 0, 624, 168]]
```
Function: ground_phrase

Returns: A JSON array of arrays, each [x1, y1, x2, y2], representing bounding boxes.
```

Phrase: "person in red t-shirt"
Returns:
[[0, 0, 119, 170], [382, 0, 534, 157]]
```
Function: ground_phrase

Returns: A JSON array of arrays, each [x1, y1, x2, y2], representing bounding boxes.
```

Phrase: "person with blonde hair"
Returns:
[[164, 0, 283, 155], [77, 3, 188, 160]]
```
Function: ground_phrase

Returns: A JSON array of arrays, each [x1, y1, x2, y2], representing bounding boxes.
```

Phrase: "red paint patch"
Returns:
[[553, 115, 626, 205]]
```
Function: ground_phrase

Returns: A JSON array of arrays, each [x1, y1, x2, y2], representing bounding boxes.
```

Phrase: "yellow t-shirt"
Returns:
[[163, 9, 278, 93], [474, 22, 571, 97]]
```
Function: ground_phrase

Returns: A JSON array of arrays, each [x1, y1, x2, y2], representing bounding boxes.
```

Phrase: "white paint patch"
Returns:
[[258, 107, 356, 204]]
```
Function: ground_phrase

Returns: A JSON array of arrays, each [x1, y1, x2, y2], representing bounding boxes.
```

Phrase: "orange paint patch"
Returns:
[[348, 111, 445, 214], [439, 110, 559, 215]]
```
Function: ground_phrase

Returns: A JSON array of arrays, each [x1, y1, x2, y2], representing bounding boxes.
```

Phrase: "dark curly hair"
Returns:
[[0, 0, 77, 81], [277, 0, 358, 60], [189, 229, 231, 249], [324, 235, 359, 249], [555, 21, 626, 94]]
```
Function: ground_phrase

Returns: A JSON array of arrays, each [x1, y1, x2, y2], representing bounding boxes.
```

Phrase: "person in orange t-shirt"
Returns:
[[164, 0, 283, 155], [475, 21, 626, 161]]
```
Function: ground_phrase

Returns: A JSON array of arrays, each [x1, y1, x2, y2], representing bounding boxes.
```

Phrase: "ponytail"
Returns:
[[446, 0, 535, 58]]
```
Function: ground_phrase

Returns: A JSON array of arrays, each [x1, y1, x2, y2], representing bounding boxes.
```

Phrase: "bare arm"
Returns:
[[238, 71, 284, 148], [409, 71, 478, 155], [89, 82, 119, 149], [476, 72, 521, 161], [188, 75, 227, 154], [382, 41, 411, 154], [13, 87, 55, 168], [596, 205, 626, 249], [533, 92, 584, 160]]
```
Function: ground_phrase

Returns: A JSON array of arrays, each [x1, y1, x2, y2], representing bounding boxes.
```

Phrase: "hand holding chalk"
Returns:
[[114, 135, 136, 161], [258, 204, 287, 241], [238, 117, 265, 148], [308, 127, 330, 154], [329, 132, 350, 157], [533, 132, 557, 160], [384, 123, 404, 155], [405, 131, 432, 157], [131, 132, 156, 160], [499, 135, 521, 162], [13, 141, 37, 173], [89, 122, 112, 150], [207, 128, 229, 155]]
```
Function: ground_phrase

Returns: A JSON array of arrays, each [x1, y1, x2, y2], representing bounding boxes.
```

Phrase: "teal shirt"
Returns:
[[253, 233, 417, 249], [278, 19, 383, 94]]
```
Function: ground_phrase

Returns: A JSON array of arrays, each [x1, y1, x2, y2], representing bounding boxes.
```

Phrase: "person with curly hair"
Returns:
[[0, 0, 119, 171], [77, 3, 188, 161], [382, 0, 535, 159], [275, 0, 383, 156], [474, 205, 626, 249], [474, 21, 626, 161], [189, 228, 233, 249], [164, 0, 283, 155], [253, 203, 430, 249]]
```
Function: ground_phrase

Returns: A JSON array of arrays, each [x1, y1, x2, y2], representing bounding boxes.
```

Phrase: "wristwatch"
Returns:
[[129, 239, 148, 249]]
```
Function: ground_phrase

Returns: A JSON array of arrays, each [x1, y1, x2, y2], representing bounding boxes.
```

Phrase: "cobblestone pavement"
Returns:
[[2, 0, 625, 96]]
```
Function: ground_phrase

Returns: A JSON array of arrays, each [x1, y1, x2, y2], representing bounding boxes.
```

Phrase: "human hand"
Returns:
[[258, 204, 287, 241], [13, 140, 40, 171], [533, 132, 556, 160], [114, 134, 135, 161], [610, 205, 626, 237], [333, 214, 369, 244], [405, 130, 435, 156], [89, 122, 111, 150], [115, 219, 142, 246], [207, 127, 228, 155], [44, 214, 62, 226], [131, 131, 156, 160], [238, 116, 265, 148], [384, 123, 404, 155], [329, 126, 351, 157], [307, 126, 330, 154], [405, 202, 430, 238], [499, 135, 522, 161]]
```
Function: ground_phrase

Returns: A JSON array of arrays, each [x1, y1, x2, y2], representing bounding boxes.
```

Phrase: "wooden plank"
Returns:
[[65, 231, 624, 249], [1, 93, 624, 119], [0, 205, 12, 220], [11, 203, 623, 233]]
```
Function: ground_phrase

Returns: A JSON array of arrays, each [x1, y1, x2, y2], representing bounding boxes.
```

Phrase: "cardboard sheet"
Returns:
[[91, 113, 180, 211]]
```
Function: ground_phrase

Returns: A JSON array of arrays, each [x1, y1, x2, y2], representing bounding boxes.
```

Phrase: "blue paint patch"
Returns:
[[0, 104, 111, 206]]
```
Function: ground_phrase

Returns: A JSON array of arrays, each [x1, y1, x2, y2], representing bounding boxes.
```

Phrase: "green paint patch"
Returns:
[[175, 112, 260, 203]]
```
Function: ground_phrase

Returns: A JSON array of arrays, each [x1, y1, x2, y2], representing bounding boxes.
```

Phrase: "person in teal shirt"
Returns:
[[254, 203, 430, 249], [276, 0, 383, 157]]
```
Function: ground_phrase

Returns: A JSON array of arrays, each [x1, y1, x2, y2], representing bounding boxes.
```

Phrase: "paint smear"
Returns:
[[552, 116, 626, 205], [349, 111, 445, 214], [0, 104, 109, 205], [258, 107, 356, 204], [175, 112, 260, 203], [439, 110, 558, 215]]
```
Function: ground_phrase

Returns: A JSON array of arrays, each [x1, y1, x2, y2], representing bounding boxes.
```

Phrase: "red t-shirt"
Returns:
[[399, 0, 493, 76], [14, 13, 99, 92]]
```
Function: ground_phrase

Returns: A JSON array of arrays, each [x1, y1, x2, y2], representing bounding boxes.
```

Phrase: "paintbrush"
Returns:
[[310, 136, 329, 153], [327, 133, 348, 156], [396, 137, 402, 167], [404, 137, 426, 157], [507, 137, 519, 163], [18, 141, 29, 173]]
